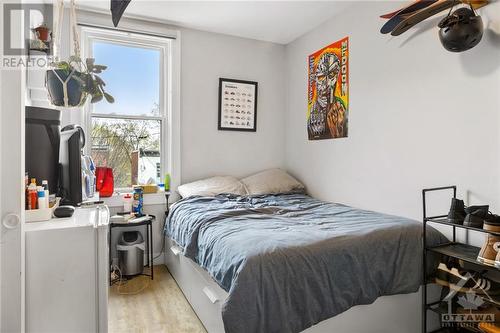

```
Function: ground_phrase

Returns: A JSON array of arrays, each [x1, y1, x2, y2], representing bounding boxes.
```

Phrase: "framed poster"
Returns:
[[218, 78, 258, 132], [307, 36, 349, 140]]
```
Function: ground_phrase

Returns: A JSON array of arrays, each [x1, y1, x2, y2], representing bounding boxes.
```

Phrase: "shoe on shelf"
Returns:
[[479, 323, 500, 333], [436, 262, 500, 295], [478, 221, 500, 267], [464, 205, 490, 229], [448, 198, 467, 225], [494, 241, 500, 269], [486, 214, 500, 225]]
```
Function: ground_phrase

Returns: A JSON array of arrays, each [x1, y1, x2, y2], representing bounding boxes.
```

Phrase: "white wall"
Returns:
[[285, 1, 500, 220], [69, 10, 287, 186], [180, 28, 286, 182]]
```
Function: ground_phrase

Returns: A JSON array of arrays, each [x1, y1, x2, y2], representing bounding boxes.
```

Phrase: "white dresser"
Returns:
[[25, 206, 109, 333]]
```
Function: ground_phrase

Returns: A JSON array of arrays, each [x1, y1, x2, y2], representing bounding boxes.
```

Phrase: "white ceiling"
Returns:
[[78, 1, 351, 44]]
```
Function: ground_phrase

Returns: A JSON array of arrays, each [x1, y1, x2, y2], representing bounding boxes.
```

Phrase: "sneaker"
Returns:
[[486, 214, 500, 225], [448, 198, 466, 225], [479, 220, 500, 267], [436, 263, 500, 295], [464, 205, 490, 228]]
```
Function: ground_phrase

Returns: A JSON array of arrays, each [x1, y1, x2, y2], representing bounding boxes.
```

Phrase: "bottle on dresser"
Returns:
[[27, 178, 38, 210]]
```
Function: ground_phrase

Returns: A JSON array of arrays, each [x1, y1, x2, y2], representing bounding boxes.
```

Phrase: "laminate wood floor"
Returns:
[[109, 265, 207, 333]]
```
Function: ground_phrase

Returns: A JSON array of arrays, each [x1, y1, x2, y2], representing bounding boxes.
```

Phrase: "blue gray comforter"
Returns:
[[165, 193, 445, 333]]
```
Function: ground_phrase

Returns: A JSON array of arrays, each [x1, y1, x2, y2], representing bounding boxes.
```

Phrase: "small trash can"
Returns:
[[117, 231, 145, 276]]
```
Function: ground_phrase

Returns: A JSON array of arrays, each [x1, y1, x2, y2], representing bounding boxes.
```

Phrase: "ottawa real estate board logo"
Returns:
[[2, 3, 53, 69], [441, 271, 496, 330]]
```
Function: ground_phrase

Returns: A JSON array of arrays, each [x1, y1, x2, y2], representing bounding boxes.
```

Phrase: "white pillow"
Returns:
[[177, 176, 248, 198], [241, 169, 304, 195]]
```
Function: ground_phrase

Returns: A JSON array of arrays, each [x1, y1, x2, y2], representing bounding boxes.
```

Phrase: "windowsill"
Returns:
[[100, 190, 170, 208]]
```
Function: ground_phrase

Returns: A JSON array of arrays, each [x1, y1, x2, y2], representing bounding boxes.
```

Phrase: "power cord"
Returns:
[[110, 263, 150, 295], [152, 208, 168, 261]]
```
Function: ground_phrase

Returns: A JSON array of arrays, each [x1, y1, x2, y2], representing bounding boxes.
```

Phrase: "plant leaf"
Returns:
[[91, 93, 103, 103], [86, 58, 95, 68], [93, 75, 105, 86], [92, 65, 107, 73], [104, 92, 115, 103]]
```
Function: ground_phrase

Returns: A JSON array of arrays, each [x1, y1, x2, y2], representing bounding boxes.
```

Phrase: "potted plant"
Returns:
[[46, 56, 114, 107]]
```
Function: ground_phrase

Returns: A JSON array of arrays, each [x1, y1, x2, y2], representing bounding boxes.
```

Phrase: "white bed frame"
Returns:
[[165, 237, 437, 333]]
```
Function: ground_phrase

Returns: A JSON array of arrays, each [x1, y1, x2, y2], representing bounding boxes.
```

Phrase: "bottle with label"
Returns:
[[37, 186, 47, 209], [28, 179, 38, 210], [132, 187, 144, 216], [123, 193, 133, 213], [42, 180, 49, 207]]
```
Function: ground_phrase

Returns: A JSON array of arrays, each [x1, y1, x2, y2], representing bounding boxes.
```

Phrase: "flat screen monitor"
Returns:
[[59, 127, 84, 206]]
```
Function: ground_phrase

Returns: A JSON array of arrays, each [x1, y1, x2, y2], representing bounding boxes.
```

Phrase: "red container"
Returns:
[[34, 25, 50, 42], [29, 189, 38, 210], [96, 167, 114, 197]]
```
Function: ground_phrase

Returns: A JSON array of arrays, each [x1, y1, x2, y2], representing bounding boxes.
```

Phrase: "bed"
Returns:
[[164, 192, 445, 333]]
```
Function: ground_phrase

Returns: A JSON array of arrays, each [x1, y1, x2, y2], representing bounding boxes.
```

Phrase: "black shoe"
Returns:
[[464, 205, 489, 228], [485, 214, 500, 225], [448, 198, 466, 225]]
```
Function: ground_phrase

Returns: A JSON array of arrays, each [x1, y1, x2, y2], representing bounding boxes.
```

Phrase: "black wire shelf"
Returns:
[[425, 217, 500, 237], [426, 242, 500, 272], [426, 243, 481, 266], [421, 185, 500, 333]]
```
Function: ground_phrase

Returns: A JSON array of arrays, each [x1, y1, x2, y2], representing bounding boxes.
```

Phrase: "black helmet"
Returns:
[[438, 6, 483, 53]]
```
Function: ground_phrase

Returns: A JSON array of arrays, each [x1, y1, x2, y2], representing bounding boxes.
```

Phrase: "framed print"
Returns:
[[218, 78, 258, 132], [307, 36, 349, 140]]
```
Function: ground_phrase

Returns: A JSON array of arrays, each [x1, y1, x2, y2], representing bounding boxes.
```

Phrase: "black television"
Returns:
[[58, 125, 85, 206], [25, 106, 61, 194]]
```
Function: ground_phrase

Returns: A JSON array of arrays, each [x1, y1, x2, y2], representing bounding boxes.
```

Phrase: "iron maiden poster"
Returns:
[[307, 37, 349, 140]]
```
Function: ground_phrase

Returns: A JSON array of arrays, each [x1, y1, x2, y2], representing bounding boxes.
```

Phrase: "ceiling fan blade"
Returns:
[[380, 0, 437, 34], [391, 0, 455, 36], [380, 0, 437, 19], [111, 0, 132, 27]]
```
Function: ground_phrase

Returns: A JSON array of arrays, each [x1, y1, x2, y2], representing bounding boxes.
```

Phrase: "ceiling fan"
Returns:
[[379, 0, 490, 52]]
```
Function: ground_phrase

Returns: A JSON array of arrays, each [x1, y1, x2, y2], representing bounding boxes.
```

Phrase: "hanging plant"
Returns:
[[47, 56, 114, 106], [46, 0, 114, 107]]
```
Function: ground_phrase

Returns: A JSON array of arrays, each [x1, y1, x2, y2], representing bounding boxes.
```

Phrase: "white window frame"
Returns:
[[80, 26, 172, 191]]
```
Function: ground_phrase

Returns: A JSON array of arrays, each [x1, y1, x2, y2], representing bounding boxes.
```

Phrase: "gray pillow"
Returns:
[[178, 176, 247, 198], [241, 169, 304, 195]]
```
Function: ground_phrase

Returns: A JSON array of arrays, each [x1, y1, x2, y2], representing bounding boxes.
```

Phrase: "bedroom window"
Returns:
[[81, 27, 171, 189]]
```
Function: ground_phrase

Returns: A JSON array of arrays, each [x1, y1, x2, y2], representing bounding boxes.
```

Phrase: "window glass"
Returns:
[[91, 118, 161, 188], [92, 41, 161, 117], [88, 38, 164, 189]]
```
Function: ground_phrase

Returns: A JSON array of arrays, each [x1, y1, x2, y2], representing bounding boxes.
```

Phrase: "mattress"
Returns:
[[165, 193, 445, 333]]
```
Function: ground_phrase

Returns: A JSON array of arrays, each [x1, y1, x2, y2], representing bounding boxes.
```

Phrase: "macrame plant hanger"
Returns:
[[49, 0, 83, 108]]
